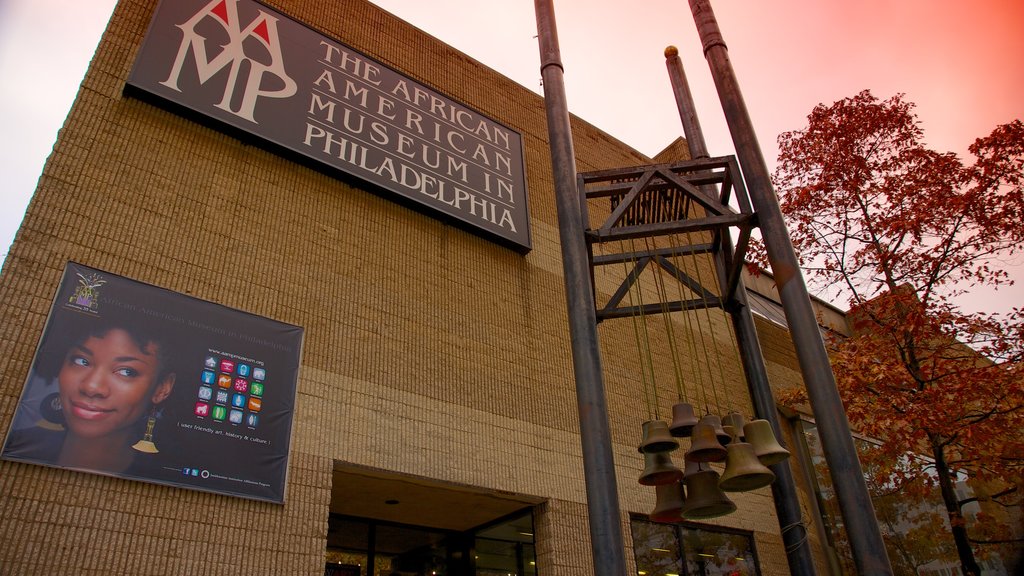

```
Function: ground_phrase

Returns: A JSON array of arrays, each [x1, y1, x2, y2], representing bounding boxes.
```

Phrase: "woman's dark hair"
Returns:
[[34, 309, 180, 383]]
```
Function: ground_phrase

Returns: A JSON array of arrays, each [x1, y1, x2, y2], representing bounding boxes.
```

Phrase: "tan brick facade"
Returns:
[[0, 1, 830, 574]]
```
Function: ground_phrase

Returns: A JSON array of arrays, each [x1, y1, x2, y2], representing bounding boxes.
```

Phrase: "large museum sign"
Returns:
[[128, 0, 531, 251]]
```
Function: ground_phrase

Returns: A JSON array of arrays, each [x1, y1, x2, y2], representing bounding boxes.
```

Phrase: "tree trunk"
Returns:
[[931, 436, 982, 576]]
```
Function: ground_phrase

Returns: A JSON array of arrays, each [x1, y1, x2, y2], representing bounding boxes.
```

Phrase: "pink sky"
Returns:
[[1, 0, 1021, 313]]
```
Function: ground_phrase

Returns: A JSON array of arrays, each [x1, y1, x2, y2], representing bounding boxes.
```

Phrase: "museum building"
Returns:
[[0, 0, 855, 574]]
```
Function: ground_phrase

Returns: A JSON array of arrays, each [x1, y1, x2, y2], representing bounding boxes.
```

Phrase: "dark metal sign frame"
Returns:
[[127, 0, 531, 252]]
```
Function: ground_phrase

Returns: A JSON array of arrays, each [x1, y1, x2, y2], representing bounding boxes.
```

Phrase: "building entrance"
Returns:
[[327, 465, 541, 576]]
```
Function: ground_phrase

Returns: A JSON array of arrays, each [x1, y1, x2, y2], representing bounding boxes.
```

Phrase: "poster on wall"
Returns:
[[1, 262, 303, 504], [126, 0, 531, 252]]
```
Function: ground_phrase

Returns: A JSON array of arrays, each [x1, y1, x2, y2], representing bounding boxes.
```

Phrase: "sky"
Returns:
[[0, 0, 1021, 314]]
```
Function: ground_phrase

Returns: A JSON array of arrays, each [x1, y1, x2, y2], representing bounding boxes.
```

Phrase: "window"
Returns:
[[631, 517, 759, 576]]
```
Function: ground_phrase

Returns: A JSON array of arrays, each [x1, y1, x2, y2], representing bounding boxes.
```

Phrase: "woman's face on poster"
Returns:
[[57, 328, 174, 440]]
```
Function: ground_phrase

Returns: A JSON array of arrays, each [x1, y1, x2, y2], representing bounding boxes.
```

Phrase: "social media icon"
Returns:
[[219, 360, 235, 374], [183, 468, 192, 476], [229, 409, 244, 424], [245, 413, 259, 428], [232, 393, 246, 408], [217, 374, 232, 388], [212, 405, 227, 421], [216, 390, 229, 404], [233, 378, 248, 393], [204, 356, 217, 369], [237, 364, 250, 377], [194, 402, 210, 417], [192, 469, 200, 477], [249, 382, 264, 397], [201, 370, 216, 385], [247, 397, 262, 412], [198, 386, 213, 401], [252, 367, 266, 381]]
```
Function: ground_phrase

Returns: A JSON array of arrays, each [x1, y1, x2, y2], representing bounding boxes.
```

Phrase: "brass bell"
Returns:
[[684, 421, 727, 463], [649, 481, 686, 523], [638, 420, 679, 454], [668, 402, 699, 438], [681, 469, 736, 519], [718, 442, 776, 492], [722, 412, 746, 441], [639, 451, 683, 486], [744, 419, 790, 465], [702, 413, 733, 445]]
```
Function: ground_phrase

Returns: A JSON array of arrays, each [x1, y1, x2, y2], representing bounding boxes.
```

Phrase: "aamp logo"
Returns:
[[160, 0, 297, 123]]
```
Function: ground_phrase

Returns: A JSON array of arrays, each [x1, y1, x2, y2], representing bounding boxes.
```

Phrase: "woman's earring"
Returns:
[[131, 408, 160, 453], [36, 392, 65, 431]]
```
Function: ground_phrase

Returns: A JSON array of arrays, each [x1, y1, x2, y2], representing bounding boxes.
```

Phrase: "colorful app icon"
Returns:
[[231, 393, 246, 408], [217, 374, 232, 388], [219, 359, 235, 374], [249, 382, 264, 397], [229, 409, 244, 424], [192, 469, 200, 477], [198, 386, 213, 401], [204, 356, 217, 369], [201, 370, 216, 385], [247, 397, 262, 412], [212, 405, 227, 421], [237, 364, 250, 377], [245, 413, 259, 428], [252, 367, 266, 381], [215, 390, 229, 404], [233, 378, 248, 393], [194, 402, 210, 417]]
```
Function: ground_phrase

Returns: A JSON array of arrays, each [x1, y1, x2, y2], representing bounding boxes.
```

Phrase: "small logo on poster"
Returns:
[[160, 0, 297, 123], [65, 272, 106, 314]]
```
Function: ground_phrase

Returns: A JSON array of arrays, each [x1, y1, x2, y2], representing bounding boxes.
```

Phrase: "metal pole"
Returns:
[[664, 46, 817, 576], [534, 1, 628, 575], [686, 1, 894, 574]]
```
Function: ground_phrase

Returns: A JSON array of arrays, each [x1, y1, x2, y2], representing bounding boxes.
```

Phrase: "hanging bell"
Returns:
[[744, 419, 790, 465], [681, 469, 736, 519], [722, 412, 746, 441], [718, 442, 776, 492], [702, 413, 733, 445], [722, 425, 738, 445], [649, 481, 686, 523], [639, 451, 683, 486], [684, 421, 727, 463], [668, 402, 699, 438], [638, 420, 679, 454]]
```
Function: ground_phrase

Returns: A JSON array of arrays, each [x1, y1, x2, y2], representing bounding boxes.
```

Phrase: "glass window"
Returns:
[[631, 517, 759, 576], [327, 509, 536, 576]]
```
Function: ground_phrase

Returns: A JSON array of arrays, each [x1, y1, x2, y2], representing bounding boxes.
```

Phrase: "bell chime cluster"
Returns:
[[638, 404, 790, 522]]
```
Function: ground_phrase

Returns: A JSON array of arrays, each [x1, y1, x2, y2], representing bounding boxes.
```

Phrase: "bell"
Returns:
[[702, 414, 733, 445], [722, 425, 738, 444], [638, 420, 679, 454], [639, 451, 683, 486], [684, 421, 727, 463], [681, 469, 736, 519], [722, 412, 746, 441], [744, 419, 790, 465], [668, 402, 699, 437], [649, 481, 686, 523], [718, 442, 776, 492]]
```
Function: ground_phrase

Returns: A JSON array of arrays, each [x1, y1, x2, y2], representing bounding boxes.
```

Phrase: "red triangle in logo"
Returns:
[[253, 19, 270, 43], [211, 0, 229, 24]]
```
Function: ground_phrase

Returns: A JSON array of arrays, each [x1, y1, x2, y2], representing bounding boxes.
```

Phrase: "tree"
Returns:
[[765, 90, 1024, 575]]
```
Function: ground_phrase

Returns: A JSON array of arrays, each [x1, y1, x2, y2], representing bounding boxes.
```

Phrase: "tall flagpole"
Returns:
[[687, 1, 893, 573], [665, 46, 817, 576], [534, 1, 629, 575]]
